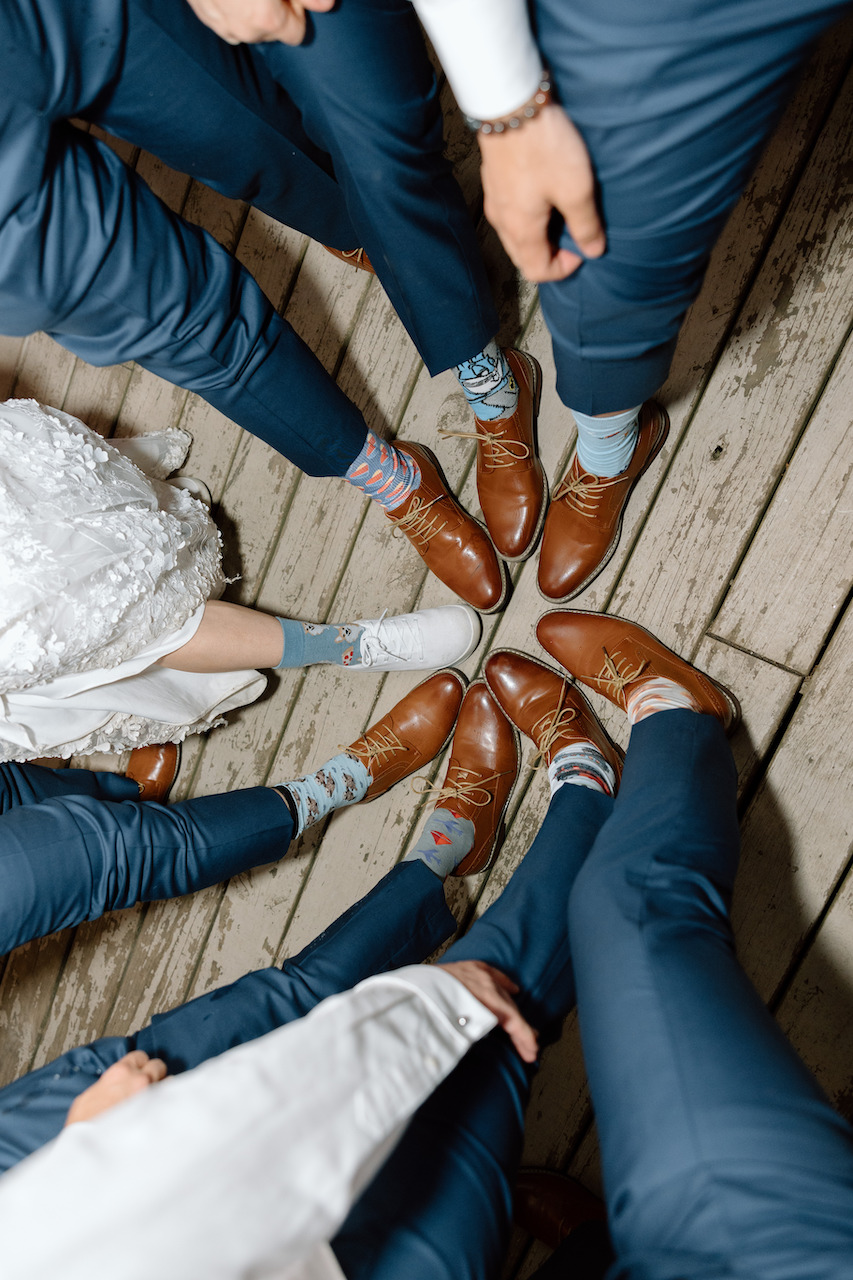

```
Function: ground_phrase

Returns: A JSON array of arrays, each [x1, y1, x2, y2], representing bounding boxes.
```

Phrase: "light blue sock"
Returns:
[[455, 339, 519, 422], [403, 807, 476, 879], [283, 751, 371, 835], [571, 404, 641, 477], [276, 618, 364, 669]]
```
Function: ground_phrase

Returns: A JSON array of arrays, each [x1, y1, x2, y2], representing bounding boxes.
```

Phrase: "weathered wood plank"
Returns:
[[775, 863, 853, 1120], [733, 598, 853, 1004], [712, 325, 853, 673]]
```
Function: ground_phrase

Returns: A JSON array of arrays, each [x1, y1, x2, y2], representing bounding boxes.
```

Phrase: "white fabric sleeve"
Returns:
[[413, 0, 543, 120], [0, 966, 496, 1280]]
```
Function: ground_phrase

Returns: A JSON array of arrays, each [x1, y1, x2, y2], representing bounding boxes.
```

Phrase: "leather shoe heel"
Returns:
[[346, 669, 466, 800], [126, 742, 181, 804], [387, 442, 507, 613]]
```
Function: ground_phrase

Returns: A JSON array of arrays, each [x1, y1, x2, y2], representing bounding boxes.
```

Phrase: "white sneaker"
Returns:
[[351, 605, 481, 672]]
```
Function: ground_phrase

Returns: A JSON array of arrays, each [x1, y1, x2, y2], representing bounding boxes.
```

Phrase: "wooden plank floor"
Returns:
[[1, 27, 852, 1277]]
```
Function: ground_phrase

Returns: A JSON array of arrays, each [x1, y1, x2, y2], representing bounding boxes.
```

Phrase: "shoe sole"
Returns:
[[537, 405, 670, 604], [362, 667, 469, 802], [497, 351, 550, 565], [453, 681, 520, 877], [409, 443, 509, 615], [484, 646, 625, 780], [537, 608, 743, 735]]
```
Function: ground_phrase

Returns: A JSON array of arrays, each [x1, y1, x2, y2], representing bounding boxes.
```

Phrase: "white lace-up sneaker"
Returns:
[[351, 605, 481, 672]]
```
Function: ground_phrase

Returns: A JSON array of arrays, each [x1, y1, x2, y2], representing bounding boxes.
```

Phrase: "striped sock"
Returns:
[[455, 339, 519, 423], [625, 676, 700, 725], [571, 404, 641, 477], [345, 431, 421, 512], [548, 743, 616, 797], [403, 806, 476, 879]]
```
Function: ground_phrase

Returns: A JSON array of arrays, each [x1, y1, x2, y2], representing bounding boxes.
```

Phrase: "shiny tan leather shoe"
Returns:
[[485, 649, 622, 784], [538, 401, 669, 602], [323, 245, 375, 274], [514, 1168, 607, 1250], [387, 442, 508, 613], [126, 743, 181, 804], [417, 681, 519, 876], [442, 348, 547, 562], [347, 669, 466, 800], [537, 609, 741, 732]]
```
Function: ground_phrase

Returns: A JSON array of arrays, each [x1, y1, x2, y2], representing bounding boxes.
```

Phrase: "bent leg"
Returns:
[[570, 710, 853, 1275], [0, 861, 452, 1172], [24, 128, 367, 476], [88, 0, 357, 249], [0, 785, 293, 955], [261, 0, 498, 374], [0, 762, 139, 815], [334, 783, 613, 1279]]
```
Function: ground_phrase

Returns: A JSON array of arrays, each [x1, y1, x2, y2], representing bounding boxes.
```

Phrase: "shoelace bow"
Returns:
[[594, 647, 649, 708], [529, 685, 580, 770], [553, 467, 623, 513], [387, 493, 447, 546], [413, 766, 506, 809], [439, 426, 529, 470], [345, 725, 407, 776], [359, 610, 422, 666], [340, 247, 369, 268]]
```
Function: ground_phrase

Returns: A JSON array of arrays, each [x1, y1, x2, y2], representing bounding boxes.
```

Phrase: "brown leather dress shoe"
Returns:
[[514, 1168, 607, 1250], [537, 608, 741, 732], [538, 401, 669, 602], [346, 669, 466, 800], [126, 743, 181, 804], [386, 442, 507, 613], [485, 649, 622, 785], [442, 348, 547, 562], [418, 681, 519, 876], [323, 245, 375, 274]]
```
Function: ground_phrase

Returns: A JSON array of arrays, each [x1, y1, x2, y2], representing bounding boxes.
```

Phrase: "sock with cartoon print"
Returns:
[[280, 751, 371, 835], [403, 807, 476, 879], [345, 430, 421, 512], [276, 618, 364, 669], [455, 338, 519, 422]]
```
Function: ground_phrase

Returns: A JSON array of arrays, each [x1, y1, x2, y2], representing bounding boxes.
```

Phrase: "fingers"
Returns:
[[185, 0, 317, 45], [439, 960, 540, 1063]]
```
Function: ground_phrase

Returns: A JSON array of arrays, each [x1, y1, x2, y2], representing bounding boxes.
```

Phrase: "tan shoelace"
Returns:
[[553, 467, 623, 514], [593, 647, 649, 708], [440, 427, 530, 470], [340, 247, 370, 268], [413, 766, 505, 809], [387, 493, 448, 547], [529, 685, 580, 770], [345, 725, 407, 776]]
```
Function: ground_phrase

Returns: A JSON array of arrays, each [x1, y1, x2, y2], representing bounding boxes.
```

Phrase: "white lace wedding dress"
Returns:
[[0, 399, 265, 761]]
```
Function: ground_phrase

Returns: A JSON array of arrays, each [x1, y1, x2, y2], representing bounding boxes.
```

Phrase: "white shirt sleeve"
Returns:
[[0, 965, 497, 1280], [413, 0, 543, 120]]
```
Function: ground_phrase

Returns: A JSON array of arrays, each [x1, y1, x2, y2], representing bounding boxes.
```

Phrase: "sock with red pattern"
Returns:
[[345, 430, 421, 512], [403, 807, 475, 879]]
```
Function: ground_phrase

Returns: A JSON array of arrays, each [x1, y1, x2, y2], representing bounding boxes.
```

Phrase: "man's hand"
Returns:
[[65, 1051, 168, 1126], [439, 960, 539, 1063], [186, 0, 334, 45], [479, 104, 605, 283]]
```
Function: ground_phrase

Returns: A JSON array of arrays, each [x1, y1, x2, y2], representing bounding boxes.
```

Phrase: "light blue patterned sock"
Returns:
[[276, 618, 364, 669], [455, 339, 519, 422], [571, 404, 641, 477], [283, 751, 371, 835], [345, 430, 421, 512], [403, 806, 476, 879]]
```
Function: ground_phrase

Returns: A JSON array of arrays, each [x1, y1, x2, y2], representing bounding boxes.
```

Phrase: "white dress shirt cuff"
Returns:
[[413, 0, 543, 120]]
